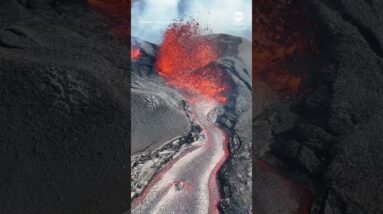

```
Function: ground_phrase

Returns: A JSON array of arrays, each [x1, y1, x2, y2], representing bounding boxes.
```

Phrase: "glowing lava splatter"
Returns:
[[131, 48, 140, 60], [156, 20, 231, 104], [132, 20, 232, 214], [88, 1, 233, 211]]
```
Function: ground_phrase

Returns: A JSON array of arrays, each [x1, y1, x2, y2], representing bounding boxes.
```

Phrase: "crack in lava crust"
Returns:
[[132, 98, 228, 214]]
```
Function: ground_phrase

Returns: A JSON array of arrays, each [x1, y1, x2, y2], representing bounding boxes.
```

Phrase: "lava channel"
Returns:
[[132, 20, 231, 214], [132, 98, 228, 214]]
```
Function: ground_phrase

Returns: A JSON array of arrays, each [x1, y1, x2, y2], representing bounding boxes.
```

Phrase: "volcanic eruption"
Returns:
[[131, 20, 233, 213], [156, 20, 232, 104], [88, 0, 251, 213]]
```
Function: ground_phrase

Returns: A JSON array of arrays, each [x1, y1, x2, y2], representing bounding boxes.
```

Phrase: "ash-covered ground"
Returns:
[[130, 38, 205, 199], [130, 38, 191, 154]]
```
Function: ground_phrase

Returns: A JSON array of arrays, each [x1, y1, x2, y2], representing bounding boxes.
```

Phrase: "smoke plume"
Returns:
[[132, 0, 251, 44]]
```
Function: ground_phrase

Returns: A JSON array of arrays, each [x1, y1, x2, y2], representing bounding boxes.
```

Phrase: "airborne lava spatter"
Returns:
[[88, 1, 234, 213], [131, 20, 232, 213], [156, 20, 231, 104]]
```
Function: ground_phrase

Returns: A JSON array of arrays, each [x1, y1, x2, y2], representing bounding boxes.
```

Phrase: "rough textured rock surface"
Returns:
[[254, 0, 383, 213], [0, 1, 130, 213], [311, 1, 383, 213], [130, 38, 192, 154], [207, 34, 253, 214], [130, 40, 206, 200]]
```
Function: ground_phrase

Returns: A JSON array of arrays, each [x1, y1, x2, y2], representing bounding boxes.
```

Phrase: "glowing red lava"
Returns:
[[253, 0, 315, 97], [208, 131, 230, 214], [131, 48, 140, 60], [89, 1, 232, 213], [153, 20, 232, 213], [156, 20, 231, 104]]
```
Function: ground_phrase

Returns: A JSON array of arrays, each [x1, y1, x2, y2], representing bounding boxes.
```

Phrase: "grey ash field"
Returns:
[[0, 0, 383, 214]]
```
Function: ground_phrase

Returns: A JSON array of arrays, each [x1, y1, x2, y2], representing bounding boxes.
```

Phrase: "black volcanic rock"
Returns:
[[308, 1, 383, 212], [0, 1, 130, 213], [255, 0, 383, 213], [298, 146, 323, 175], [270, 140, 300, 160]]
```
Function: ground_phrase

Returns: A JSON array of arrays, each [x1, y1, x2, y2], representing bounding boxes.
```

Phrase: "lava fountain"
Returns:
[[87, 0, 233, 211], [156, 20, 231, 104], [131, 20, 232, 214]]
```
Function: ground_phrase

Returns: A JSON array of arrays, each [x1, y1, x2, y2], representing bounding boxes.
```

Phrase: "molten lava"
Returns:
[[89, 2, 233, 213], [131, 48, 140, 60], [156, 20, 230, 104], [253, 0, 315, 97]]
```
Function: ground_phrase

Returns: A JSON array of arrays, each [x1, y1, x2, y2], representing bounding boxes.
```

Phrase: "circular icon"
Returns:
[[233, 11, 244, 22]]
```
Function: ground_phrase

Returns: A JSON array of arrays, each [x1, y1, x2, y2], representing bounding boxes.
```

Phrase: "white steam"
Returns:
[[132, 0, 252, 44]]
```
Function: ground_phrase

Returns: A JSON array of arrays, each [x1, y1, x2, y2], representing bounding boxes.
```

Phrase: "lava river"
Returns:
[[132, 21, 231, 213], [132, 98, 228, 213]]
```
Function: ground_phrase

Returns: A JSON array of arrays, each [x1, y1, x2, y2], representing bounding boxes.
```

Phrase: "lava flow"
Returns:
[[132, 20, 231, 213], [131, 47, 140, 60], [132, 100, 228, 214], [88, 1, 232, 212]]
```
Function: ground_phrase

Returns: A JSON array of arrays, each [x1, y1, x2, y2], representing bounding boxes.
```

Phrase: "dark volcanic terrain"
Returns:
[[254, 0, 383, 213], [0, 0, 130, 213], [0, 0, 383, 214]]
